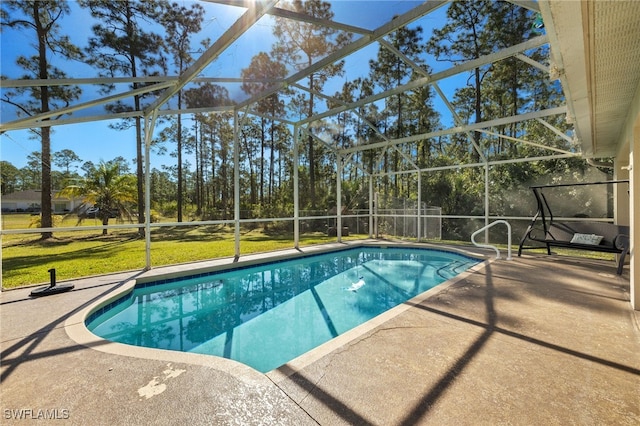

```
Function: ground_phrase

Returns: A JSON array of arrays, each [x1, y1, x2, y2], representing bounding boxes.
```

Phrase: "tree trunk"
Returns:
[[129, 3, 145, 237], [35, 1, 52, 239], [194, 120, 201, 216], [473, 66, 482, 162], [40, 127, 53, 240], [260, 117, 265, 205], [135, 113, 145, 237], [269, 119, 275, 204]]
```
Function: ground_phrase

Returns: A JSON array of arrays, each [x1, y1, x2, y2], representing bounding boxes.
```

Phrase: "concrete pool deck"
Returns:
[[1, 242, 639, 424]]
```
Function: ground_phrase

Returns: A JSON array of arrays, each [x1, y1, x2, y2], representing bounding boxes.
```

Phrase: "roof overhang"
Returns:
[[540, 0, 640, 158]]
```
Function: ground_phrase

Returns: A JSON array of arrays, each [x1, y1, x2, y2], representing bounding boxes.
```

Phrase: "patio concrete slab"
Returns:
[[2, 246, 639, 425], [271, 254, 640, 425], [1, 270, 315, 425]]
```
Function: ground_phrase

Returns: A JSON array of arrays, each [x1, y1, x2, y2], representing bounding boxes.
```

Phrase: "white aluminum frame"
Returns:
[[0, 0, 580, 272]]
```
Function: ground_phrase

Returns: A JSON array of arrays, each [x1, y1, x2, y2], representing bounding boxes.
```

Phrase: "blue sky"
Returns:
[[1, 1, 454, 172]]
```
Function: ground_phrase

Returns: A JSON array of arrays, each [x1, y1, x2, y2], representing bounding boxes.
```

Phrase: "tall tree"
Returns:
[[107, 156, 133, 175], [82, 0, 167, 235], [191, 116, 208, 215], [238, 117, 261, 206], [426, 0, 493, 162], [53, 148, 81, 175], [0, 161, 20, 195], [21, 152, 42, 191], [272, 0, 351, 208], [241, 52, 287, 205], [1, 0, 83, 238], [161, 1, 204, 222], [328, 78, 372, 185], [184, 83, 234, 217], [214, 113, 234, 219], [370, 23, 433, 198], [481, 2, 560, 158], [150, 167, 176, 212], [347, 77, 378, 176]]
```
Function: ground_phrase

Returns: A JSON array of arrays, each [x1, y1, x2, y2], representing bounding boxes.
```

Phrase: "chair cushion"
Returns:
[[570, 233, 603, 245]]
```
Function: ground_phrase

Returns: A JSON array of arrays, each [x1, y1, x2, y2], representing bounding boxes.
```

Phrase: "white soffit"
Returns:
[[590, 0, 640, 157], [543, 0, 640, 158]]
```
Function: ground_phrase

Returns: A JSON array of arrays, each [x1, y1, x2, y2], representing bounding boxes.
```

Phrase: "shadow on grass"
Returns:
[[3, 242, 142, 282], [150, 224, 229, 240], [4, 231, 141, 248], [3, 227, 363, 288]]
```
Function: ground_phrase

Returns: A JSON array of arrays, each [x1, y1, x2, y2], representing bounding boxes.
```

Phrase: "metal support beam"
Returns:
[[392, 145, 419, 171], [204, 0, 373, 35], [369, 176, 374, 239], [535, 118, 574, 143], [0, 76, 280, 88], [143, 110, 159, 270], [237, 109, 298, 126], [484, 162, 490, 243], [475, 129, 574, 155], [144, 0, 278, 115], [234, 110, 241, 257], [294, 125, 300, 249], [505, 0, 540, 13], [340, 106, 567, 155], [0, 111, 141, 132], [366, 152, 579, 178], [0, 82, 173, 132], [417, 172, 422, 241], [236, 0, 448, 111], [515, 53, 549, 73], [432, 81, 487, 162], [297, 124, 378, 181], [300, 35, 548, 126], [337, 154, 343, 242], [289, 82, 390, 144]]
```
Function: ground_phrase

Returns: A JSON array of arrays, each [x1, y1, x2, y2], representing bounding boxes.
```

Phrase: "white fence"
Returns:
[[376, 202, 442, 241]]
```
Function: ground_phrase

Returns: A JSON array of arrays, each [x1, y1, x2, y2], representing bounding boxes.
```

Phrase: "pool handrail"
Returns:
[[471, 220, 512, 260]]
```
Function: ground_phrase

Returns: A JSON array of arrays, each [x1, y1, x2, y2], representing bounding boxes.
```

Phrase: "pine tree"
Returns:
[[53, 149, 81, 176], [1, 0, 83, 238], [161, 2, 204, 222], [0, 161, 20, 195], [426, 0, 493, 163], [241, 52, 287, 206], [81, 0, 167, 235], [272, 0, 351, 208], [371, 23, 434, 198], [184, 84, 234, 217]]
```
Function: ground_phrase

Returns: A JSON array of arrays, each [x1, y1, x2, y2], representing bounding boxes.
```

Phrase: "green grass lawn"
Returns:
[[1, 213, 616, 289], [1, 214, 362, 288]]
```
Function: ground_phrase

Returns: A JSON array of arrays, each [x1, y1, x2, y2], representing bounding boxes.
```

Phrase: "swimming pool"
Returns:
[[86, 246, 479, 373]]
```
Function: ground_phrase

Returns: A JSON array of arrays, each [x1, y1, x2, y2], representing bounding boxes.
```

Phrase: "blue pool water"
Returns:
[[87, 247, 478, 373]]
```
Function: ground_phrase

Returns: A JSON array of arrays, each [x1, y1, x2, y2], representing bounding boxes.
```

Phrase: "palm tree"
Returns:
[[59, 161, 136, 235]]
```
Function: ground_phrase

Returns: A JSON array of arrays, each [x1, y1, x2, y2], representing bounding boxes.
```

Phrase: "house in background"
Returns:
[[1, 190, 82, 213]]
